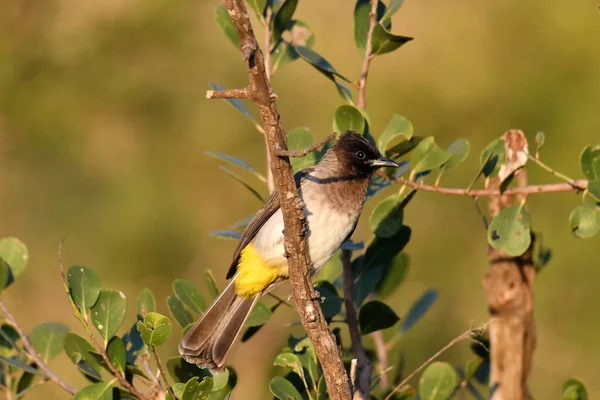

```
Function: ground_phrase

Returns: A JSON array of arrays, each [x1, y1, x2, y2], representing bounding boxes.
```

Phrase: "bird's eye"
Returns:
[[355, 150, 366, 160]]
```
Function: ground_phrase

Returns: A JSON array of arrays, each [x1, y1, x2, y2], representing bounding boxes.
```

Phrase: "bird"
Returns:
[[178, 130, 399, 372]]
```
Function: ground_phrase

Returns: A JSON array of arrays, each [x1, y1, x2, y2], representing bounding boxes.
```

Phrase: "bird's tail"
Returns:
[[178, 277, 259, 373]]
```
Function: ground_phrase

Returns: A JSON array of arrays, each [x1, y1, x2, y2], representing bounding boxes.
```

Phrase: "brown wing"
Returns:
[[225, 168, 314, 279]]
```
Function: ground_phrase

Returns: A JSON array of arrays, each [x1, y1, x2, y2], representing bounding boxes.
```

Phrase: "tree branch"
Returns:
[[384, 322, 490, 400], [484, 129, 536, 400], [273, 133, 335, 157], [0, 301, 76, 396], [151, 346, 175, 400], [357, 0, 378, 109], [342, 249, 373, 400], [206, 87, 251, 99], [221, 1, 351, 398]]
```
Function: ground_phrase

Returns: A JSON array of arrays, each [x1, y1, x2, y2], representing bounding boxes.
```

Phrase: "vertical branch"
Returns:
[[357, 0, 378, 109], [342, 250, 373, 400], [221, 1, 351, 398], [484, 129, 536, 400], [263, 7, 276, 193]]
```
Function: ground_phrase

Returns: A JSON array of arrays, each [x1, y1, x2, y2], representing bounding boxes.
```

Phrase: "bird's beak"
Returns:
[[370, 157, 399, 168]]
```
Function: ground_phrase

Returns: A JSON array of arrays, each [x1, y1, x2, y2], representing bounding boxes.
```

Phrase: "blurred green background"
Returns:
[[1, 0, 599, 398]]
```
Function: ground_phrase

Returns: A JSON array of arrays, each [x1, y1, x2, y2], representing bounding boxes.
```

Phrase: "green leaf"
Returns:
[[358, 300, 400, 334], [387, 136, 424, 159], [245, 302, 272, 327], [136, 312, 173, 347], [204, 270, 220, 300], [29, 322, 69, 364], [209, 230, 242, 240], [205, 150, 266, 183], [63, 332, 102, 380], [378, 114, 413, 153], [580, 145, 600, 180], [313, 249, 343, 285], [207, 83, 263, 132], [106, 336, 126, 374], [183, 376, 213, 400], [464, 357, 484, 382], [16, 368, 36, 394], [288, 128, 318, 172], [171, 383, 185, 400], [0, 237, 29, 284], [271, 21, 315, 72], [354, 0, 389, 53], [248, 0, 267, 20], [0, 262, 9, 292], [442, 138, 471, 173], [269, 376, 303, 400], [167, 357, 209, 383], [488, 204, 532, 256], [587, 180, 600, 201], [535, 131, 545, 156], [371, 23, 412, 56], [294, 45, 352, 102], [410, 137, 451, 175], [562, 378, 588, 400], [314, 281, 343, 320], [215, 5, 239, 48], [173, 279, 206, 315], [137, 288, 156, 317], [0, 325, 19, 357], [167, 296, 194, 328], [419, 362, 458, 400], [211, 367, 231, 391], [273, 352, 304, 380], [334, 105, 365, 135], [400, 289, 438, 333], [370, 195, 404, 238], [67, 265, 101, 314], [0, 356, 43, 375], [376, 252, 409, 298], [381, 0, 404, 23], [272, 0, 298, 43], [73, 381, 115, 400], [480, 138, 505, 178], [569, 204, 599, 239], [364, 225, 412, 270], [90, 289, 127, 346]]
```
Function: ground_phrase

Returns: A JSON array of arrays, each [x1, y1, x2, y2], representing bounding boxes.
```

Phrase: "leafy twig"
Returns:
[[58, 240, 148, 399], [357, 0, 379, 108], [383, 322, 490, 400], [151, 346, 176, 400], [0, 301, 76, 395], [526, 153, 585, 190]]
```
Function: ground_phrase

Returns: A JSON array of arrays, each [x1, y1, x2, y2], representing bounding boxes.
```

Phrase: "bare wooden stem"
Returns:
[[371, 331, 389, 389], [273, 133, 335, 157], [151, 346, 175, 400], [484, 130, 536, 400], [342, 249, 373, 400], [357, 0, 378, 109], [206, 87, 251, 99], [221, 0, 351, 398]]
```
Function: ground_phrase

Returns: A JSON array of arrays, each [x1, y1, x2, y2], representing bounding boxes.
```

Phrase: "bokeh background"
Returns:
[[1, 0, 599, 398]]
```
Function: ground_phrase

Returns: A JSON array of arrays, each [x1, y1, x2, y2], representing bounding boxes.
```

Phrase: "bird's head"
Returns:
[[333, 131, 399, 175]]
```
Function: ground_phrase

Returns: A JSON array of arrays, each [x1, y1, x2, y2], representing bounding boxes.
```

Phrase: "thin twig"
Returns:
[[0, 301, 76, 395], [342, 249, 373, 400], [371, 331, 389, 389], [357, 0, 378, 109], [206, 87, 251, 100], [140, 352, 161, 387], [151, 346, 176, 400], [527, 153, 585, 190], [392, 177, 588, 196], [384, 322, 490, 400], [58, 240, 148, 399], [221, 1, 352, 398], [273, 133, 335, 157]]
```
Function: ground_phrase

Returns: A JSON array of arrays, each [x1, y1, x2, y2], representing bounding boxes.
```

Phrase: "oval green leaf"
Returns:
[[371, 23, 412, 56], [358, 300, 400, 335], [419, 361, 458, 400], [580, 145, 600, 181], [182, 376, 213, 400], [136, 312, 173, 347], [107, 336, 126, 374], [173, 279, 206, 315], [535, 131, 545, 155], [562, 378, 588, 400], [480, 138, 505, 178], [443, 138, 471, 173], [488, 204, 532, 256], [73, 381, 115, 400], [269, 376, 303, 400], [334, 105, 365, 135], [214, 4, 239, 48], [272, 0, 298, 43], [369, 195, 404, 238], [136, 288, 156, 318], [378, 114, 413, 153], [288, 127, 318, 172], [167, 296, 194, 328], [63, 332, 102, 380], [314, 281, 343, 320], [410, 137, 451, 175], [400, 289, 438, 333], [0, 237, 29, 284], [569, 204, 599, 239], [354, 0, 388, 53], [245, 302, 272, 327], [30, 322, 69, 364], [91, 289, 127, 346], [587, 180, 600, 201], [376, 252, 410, 298], [273, 352, 304, 379], [67, 265, 101, 314]]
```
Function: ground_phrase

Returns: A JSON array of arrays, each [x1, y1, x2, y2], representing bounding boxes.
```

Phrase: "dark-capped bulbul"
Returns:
[[179, 131, 398, 372]]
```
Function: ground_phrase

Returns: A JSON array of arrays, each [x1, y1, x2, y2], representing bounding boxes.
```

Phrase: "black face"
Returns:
[[334, 131, 398, 175]]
